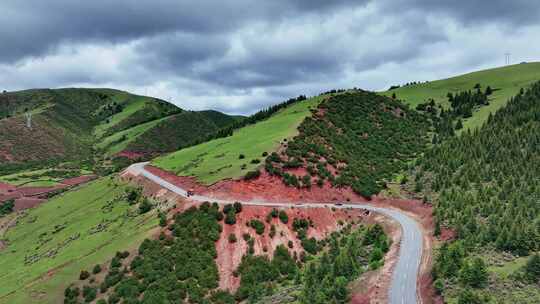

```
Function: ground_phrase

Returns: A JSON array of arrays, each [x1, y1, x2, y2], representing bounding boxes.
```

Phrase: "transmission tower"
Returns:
[[24, 112, 32, 129], [505, 52, 511, 65]]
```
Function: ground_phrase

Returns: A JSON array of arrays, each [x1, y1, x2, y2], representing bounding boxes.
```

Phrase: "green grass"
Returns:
[[489, 256, 529, 279], [152, 95, 326, 184], [0, 169, 57, 186], [93, 94, 145, 139], [95, 116, 169, 156], [0, 178, 158, 304], [0, 168, 93, 187], [382, 62, 540, 130]]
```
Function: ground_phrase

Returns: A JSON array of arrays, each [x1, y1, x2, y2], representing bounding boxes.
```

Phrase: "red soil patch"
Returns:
[[59, 175, 96, 186], [13, 197, 46, 211], [116, 151, 146, 160], [0, 175, 96, 211], [439, 227, 457, 242], [215, 206, 367, 291], [145, 165, 366, 203], [0, 193, 21, 202], [0, 182, 16, 193], [16, 185, 67, 197], [127, 165, 438, 302], [121, 172, 374, 292]]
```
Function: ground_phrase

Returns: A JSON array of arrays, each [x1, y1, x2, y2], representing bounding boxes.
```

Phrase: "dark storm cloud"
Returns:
[[0, 0, 366, 63], [0, 0, 539, 114]]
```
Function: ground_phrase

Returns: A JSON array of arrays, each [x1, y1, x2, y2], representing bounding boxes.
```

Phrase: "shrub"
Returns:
[[228, 233, 237, 243], [244, 169, 261, 180], [82, 285, 97, 302], [269, 225, 276, 238], [138, 198, 152, 214], [225, 209, 237, 225], [249, 219, 265, 235], [158, 211, 167, 227], [457, 288, 482, 304], [301, 237, 319, 254], [278, 210, 289, 224], [223, 204, 233, 214], [233, 202, 243, 213], [250, 158, 261, 164], [0, 199, 15, 215], [92, 264, 102, 274], [524, 253, 540, 283], [238, 154, 245, 159], [434, 278, 444, 295], [79, 270, 90, 280]]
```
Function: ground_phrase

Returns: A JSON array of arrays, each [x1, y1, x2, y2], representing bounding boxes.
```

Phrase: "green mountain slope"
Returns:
[[0, 89, 237, 175], [153, 94, 324, 184], [382, 62, 540, 130], [412, 82, 540, 302], [0, 178, 158, 304]]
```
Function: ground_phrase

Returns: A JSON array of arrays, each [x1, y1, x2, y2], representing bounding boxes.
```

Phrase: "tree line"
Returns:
[[413, 82, 540, 300]]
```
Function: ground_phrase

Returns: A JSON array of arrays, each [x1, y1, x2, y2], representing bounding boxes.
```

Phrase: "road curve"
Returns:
[[126, 162, 423, 304]]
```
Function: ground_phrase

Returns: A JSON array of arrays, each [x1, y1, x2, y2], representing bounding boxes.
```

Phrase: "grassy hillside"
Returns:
[[107, 110, 239, 156], [382, 62, 540, 130], [0, 178, 159, 304], [0, 88, 236, 176], [152, 94, 326, 184]]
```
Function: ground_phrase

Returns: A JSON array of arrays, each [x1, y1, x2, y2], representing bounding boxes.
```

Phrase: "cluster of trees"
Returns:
[[414, 83, 540, 299], [416, 83, 540, 254], [234, 223, 389, 303], [432, 241, 490, 301], [65, 203, 230, 304], [388, 81, 429, 90], [265, 91, 430, 197], [300, 224, 389, 303], [318, 89, 347, 95], [291, 217, 320, 254], [416, 84, 493, 139], [94, 101, 123, 121], [223, 202, 242, 225], [235, 245, 298, 302], [124, 187, 153, 214], [0, 199, 14, 216]]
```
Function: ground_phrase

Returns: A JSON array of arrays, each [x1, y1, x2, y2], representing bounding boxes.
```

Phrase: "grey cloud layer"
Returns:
[[0, 0, 538, 114]]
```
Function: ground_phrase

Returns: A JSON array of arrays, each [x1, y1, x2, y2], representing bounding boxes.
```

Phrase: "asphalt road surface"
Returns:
[[127, 162, 423, 304]]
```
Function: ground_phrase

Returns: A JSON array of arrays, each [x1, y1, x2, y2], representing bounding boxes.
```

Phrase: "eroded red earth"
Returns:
[[0, 175, 96, 211], [125, 165, 441, 303]]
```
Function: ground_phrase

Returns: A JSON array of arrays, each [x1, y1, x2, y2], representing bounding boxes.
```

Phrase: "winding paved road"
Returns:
[[127, 162, 424, 304]]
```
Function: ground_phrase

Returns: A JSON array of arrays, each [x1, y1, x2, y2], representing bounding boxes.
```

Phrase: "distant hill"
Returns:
[[382, 62, 540, 130], [0, 88, 238, 175]]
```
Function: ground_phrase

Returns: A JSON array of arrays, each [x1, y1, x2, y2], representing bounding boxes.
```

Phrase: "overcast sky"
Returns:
[[1, 1, 539, 114]]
